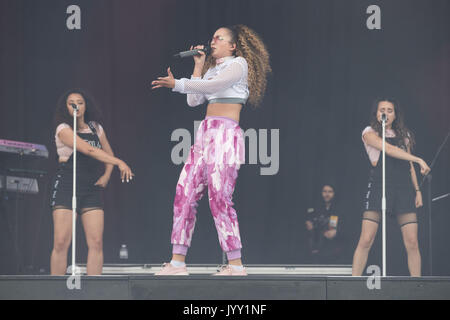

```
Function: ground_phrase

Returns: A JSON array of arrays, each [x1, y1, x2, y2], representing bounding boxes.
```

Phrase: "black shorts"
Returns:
[[363, 181, 416, 216], [50, 166, 104, 214]]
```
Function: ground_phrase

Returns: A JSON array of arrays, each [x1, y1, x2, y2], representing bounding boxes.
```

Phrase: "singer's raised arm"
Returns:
[[172, 58, 247, 95]]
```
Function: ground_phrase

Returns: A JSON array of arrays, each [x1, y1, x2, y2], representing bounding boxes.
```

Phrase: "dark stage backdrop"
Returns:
[[0, 0, 449, 276]]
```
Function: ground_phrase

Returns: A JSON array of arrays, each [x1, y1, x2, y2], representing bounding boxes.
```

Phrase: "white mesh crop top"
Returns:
[[172, 56, 249, 107]]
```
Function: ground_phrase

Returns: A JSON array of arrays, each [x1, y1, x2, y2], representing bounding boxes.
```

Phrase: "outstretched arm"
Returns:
[[173, 61, 245, 95], [58, 127, 134, 182], [151, 60, 245, 95], [363, 131, 430, 175]]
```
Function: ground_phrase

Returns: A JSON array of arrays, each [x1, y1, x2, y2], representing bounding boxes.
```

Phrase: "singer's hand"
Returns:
[[323, 229, 337, 239], [415, 191, 423, 208], [151, 67, 175, 89], [117, 160, 134, 183], [191, 45, 206, 66], [417, 158, 431, 176], [94, 174, 110, 188]]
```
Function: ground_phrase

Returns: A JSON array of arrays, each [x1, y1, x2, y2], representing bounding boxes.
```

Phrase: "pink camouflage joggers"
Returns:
[[171, 116, 245, 260]]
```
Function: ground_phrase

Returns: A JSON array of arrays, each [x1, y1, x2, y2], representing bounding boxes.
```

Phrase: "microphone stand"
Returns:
[[381, 114, 387, 277], [71, 105, 78, 276], [418, 128, 450, 276], [432, 193, 450, 202]]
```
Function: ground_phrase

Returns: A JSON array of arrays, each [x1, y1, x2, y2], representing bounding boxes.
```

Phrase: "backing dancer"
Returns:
[[352, 98, 430, 276], [50, 89, 134, 275], [151, 25, 271, 275]]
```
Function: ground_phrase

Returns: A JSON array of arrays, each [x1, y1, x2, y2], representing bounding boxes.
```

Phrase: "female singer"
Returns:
[[50, 89, 134, 275], [152, 25, 271, 275], [352, 98, 430, 276]]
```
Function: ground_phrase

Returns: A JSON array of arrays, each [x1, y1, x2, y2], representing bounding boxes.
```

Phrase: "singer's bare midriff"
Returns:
[[206, 103, 242, 123]]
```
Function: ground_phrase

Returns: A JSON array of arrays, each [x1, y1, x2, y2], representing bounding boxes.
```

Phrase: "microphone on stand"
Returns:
[[173, 45, 211, 58], [70, 103, 79, 111], [379, 111, 388, 276]]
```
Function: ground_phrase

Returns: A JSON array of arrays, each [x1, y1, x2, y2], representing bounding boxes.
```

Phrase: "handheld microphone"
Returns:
[[173, 45, 210, 58]]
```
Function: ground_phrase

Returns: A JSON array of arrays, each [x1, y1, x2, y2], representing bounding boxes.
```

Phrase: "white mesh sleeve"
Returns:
[[186, 76, 207, 107], [173, 59, 245, 95]]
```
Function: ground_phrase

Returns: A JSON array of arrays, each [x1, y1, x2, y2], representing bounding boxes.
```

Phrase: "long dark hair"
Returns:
[[369, 97, 415, 150], [54, 88, 103, 130]]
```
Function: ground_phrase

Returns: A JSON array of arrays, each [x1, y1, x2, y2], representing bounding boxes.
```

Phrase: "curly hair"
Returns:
[[369, 97, 415, 151], [202, 24, 271, 107], [54, 88, 103, 130]]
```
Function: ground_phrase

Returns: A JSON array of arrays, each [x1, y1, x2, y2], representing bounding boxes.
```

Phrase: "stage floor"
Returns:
[[1, 265, 450, 300]]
